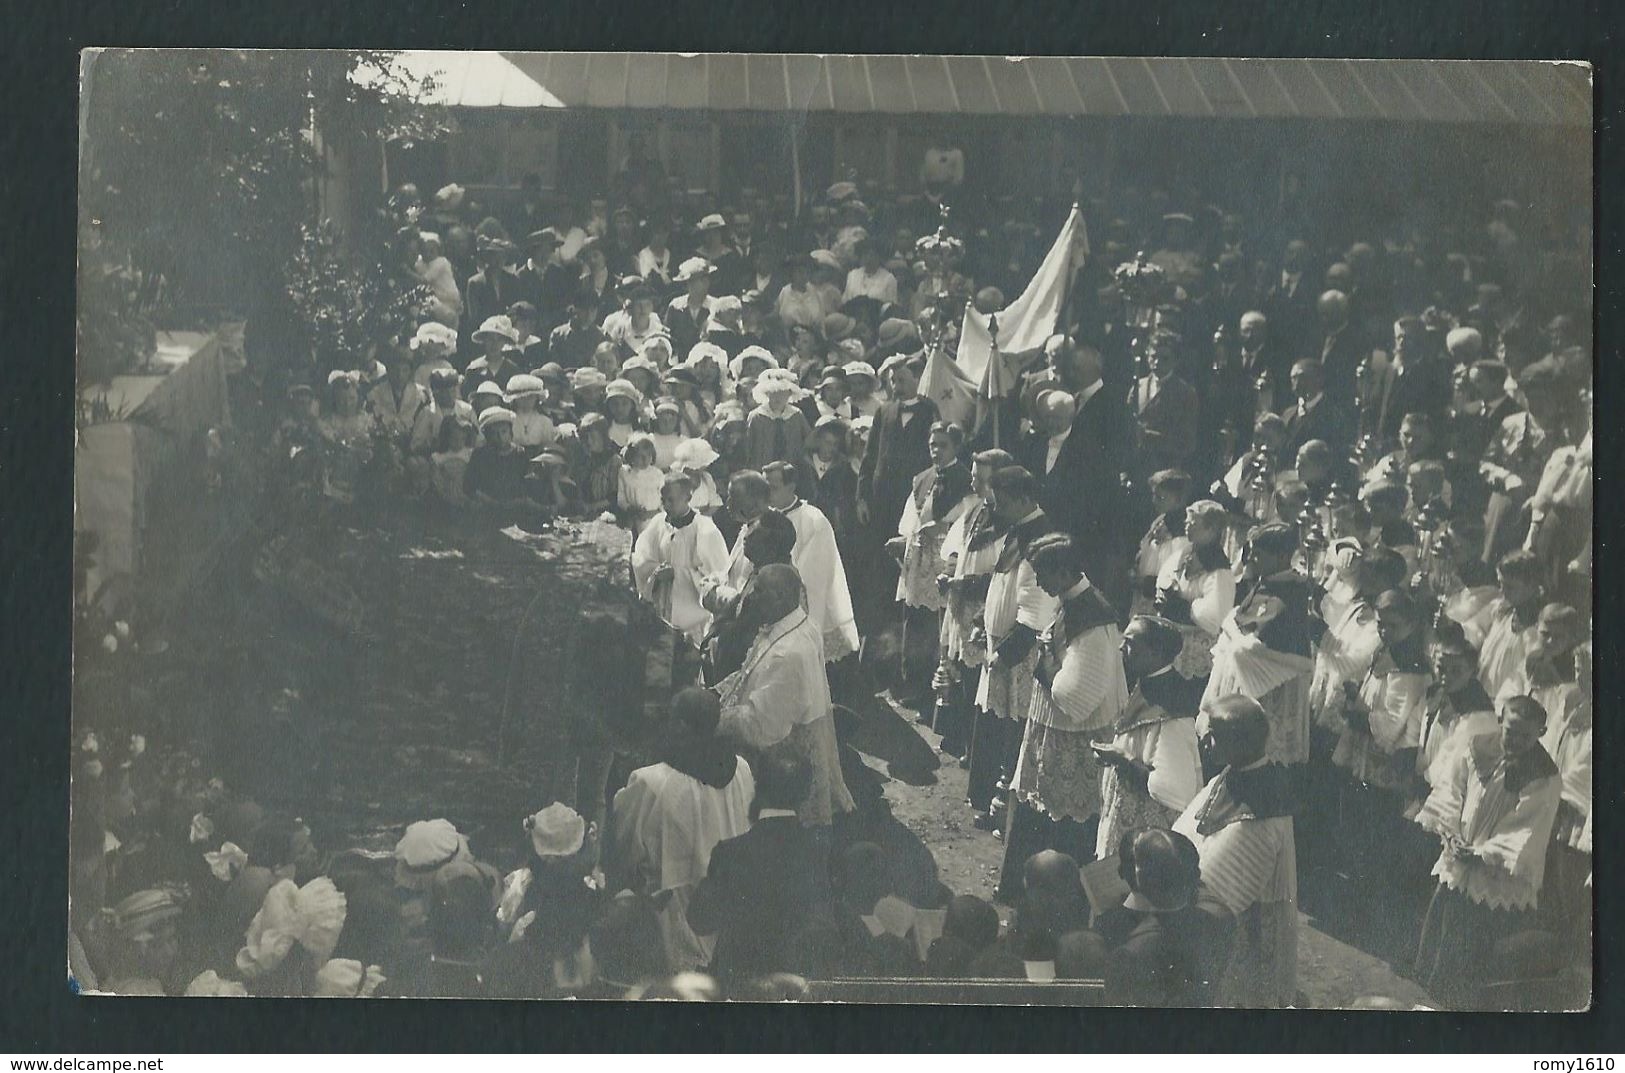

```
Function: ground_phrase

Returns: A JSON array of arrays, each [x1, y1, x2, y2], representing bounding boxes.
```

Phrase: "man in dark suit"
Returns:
[[1366, 314, 1452, 446], [1198, 250, 1258, 351], [463, 237, 524, 339], [687, 755, 830, 988], [1313, 289, 1368, 408], [1263, 238, 1318, 363], [517, 228, 577, 333], [1016, 341, 1131, 610], [857, 355, 938, 539], [1129, 333, 1202, 480], [1280, 358, 1355, 460]]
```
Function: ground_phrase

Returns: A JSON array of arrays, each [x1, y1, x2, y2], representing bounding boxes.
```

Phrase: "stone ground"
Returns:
[[863, 692, 1437, 1011]]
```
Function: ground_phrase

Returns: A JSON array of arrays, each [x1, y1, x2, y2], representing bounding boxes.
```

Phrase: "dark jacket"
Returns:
[[1279, 394, 1355, 458], [858, 396, 939, 534], [464, 268, 524, 334], [546, 322, 607, 372], [519, 262, 579, 333], [1016, 385, 1129, 576], [1094, 899, 1235, 1007], [1131, 373, 1201, 472], [687, 815, 830, 984], [807, 456, 859, 544], [1315, 325, 1368, 408]]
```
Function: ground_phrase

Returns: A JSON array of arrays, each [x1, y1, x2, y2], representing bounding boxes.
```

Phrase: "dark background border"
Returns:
[[5, 0, 1619, 1052]]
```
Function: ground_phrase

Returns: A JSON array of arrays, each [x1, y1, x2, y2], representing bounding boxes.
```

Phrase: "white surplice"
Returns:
[[633, 512, 731, 644], [610, 758, 755, 971], [778, 499, 860, 662]]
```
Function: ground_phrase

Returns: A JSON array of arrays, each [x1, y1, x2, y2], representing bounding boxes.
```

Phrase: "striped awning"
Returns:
[[379, 52, 1589, 126]]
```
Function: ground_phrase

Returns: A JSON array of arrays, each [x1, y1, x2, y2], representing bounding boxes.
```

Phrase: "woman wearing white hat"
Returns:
[[744, 368, 813, 471], [465, 315, 521, 399], [409, 321, 460, 389], [504, 374, 556, 450], [484, 804, 604, 997], [683, 341, 731, 410], [670, 437, 724, 515], [603, 378, 645, 449], [317, 370, 376, 504]]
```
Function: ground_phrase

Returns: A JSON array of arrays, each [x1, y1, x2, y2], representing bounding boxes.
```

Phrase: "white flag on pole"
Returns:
[[955, 204, 1088, 387]]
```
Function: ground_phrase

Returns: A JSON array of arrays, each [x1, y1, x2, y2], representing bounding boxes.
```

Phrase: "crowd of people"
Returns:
[[71, 162, 1592, 1008]]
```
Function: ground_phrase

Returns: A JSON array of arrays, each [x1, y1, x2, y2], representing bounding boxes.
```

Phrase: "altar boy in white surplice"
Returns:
[[634, 472, 730, 645]]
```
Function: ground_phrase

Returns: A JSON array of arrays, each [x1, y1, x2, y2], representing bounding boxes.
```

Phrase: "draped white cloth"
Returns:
[[780, 500, 860, 662], [716, 609, 855, 827], [610, 759, 755, 971]]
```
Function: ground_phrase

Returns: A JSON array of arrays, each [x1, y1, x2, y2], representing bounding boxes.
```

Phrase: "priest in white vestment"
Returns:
[[715, 564, 855, 830], [610, 688, 755, 972], [1095, 615, 1205, 858], [1173, 694, 1299, 1008], [763, 461, 860, 662]]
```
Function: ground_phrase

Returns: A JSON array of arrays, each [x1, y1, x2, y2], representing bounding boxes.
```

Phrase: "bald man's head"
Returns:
[[1036, 389, 1077, 436], [750, 563, 805, 624], [1024, 849, 1084, 900], [1199, 694, 1271, 769]]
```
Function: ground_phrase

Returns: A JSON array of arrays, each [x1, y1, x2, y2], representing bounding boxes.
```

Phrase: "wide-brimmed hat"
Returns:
[[826, 181, 858, 202], [504, 373, 546, 401], [433, 183, 466, 210], [393, 819, 471, 891], [696, 213, 728, 232], [527, 227, 563, 250], [730, 345, 780, 381], [326, 369, 361, 387], [817, 370, 850, 394], [662, 366, 699, 387], [674, 257, 715, 283], [477, 406, 517, 430], [534, 362, 568, 385], [620, 355, 660, 381], [428, 367, 463, 390], [671, 437, 720, 471], [570, 367, 608, 391], [472, 380, 506, 400], [653, 397, 682, 417], [411, 321, 459, 354], [810, 249, 844, 273], [752, 368, 801, 407], [822, 312, 858, 341], [711, 295, 743, 319], [312, 958, 387, 999], [684, 341, 727, 371], [842, 360, 878, 384], [526, 802, 586, 858], [877, 353, 920, 380], [604, 378, 644, 405], [473, 315, 519, 346], [877, 317, 919, 351]]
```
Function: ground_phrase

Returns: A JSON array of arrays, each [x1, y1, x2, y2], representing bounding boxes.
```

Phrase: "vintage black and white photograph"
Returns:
[[71, 50, 1592, 1009]]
